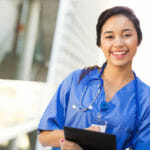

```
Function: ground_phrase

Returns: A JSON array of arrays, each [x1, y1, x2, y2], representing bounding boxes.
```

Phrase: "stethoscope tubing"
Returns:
[[72, 65, 106, 112], [79, 78, 103, 111]]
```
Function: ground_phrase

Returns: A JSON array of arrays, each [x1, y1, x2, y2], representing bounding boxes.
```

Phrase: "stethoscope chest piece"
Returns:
[[100, 101, 108, 111]]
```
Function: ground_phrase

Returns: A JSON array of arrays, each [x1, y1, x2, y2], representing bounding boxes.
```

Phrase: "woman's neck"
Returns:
[[102, 63, 134, 86]]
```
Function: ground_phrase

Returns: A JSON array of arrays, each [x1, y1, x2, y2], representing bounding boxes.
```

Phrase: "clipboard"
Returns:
[[64, 126, 116, 150]]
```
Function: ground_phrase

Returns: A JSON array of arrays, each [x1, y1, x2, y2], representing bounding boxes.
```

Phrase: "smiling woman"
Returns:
[[38, 6, 150, 150], [100, 14, 138, 68]]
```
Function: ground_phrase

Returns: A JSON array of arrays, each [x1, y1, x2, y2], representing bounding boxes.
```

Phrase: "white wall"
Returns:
[[47, 0, 108, 87]]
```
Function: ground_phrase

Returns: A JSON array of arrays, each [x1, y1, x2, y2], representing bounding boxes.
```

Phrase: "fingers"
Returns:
[[86, 125, 101, 132], [60, 139, 83, 150]]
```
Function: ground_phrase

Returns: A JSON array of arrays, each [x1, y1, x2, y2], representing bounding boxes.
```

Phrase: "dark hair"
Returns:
[[78, 65, 100, 84], [78, 62, 107, 83], [79, 6, 142, 83], [96, 6, 142, 46]]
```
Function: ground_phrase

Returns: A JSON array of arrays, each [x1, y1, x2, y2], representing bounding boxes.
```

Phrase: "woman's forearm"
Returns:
[[38, 130, 64, 147]]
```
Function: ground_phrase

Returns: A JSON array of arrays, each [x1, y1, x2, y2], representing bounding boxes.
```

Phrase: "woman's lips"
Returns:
[[111, 50, 128, 59]]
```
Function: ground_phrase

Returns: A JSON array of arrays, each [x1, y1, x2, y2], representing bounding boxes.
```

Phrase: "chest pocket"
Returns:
[[106, 120, 133, 150]]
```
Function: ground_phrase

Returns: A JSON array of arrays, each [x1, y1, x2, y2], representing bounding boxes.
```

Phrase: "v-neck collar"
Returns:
[[88, 67, 136, 104], [101, 78, 136, 104], [95, 65, 136, 104]]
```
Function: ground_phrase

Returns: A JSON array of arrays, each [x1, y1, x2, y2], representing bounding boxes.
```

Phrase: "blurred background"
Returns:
[[0, 0, 150, 150]]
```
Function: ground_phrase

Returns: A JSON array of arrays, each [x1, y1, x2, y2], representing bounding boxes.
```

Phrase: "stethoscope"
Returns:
[[72, 65, 105, 111], [72, 78, 103, 111], [72, 64, 139, 148]]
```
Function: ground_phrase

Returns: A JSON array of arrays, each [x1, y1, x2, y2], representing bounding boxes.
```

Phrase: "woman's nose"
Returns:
[[114, 37, 124, 48]]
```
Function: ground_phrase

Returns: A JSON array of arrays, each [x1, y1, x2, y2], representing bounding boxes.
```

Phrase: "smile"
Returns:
[[111, 50, 128, 58], [111, 51, 127, 55]]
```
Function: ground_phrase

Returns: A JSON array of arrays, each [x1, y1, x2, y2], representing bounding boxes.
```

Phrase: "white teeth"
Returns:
[[112, 51, 126, 55]]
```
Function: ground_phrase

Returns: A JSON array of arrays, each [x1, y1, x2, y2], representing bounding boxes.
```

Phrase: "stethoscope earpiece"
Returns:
[[72, 104, 93, 111], [88, 105, 93, 110], [72, 105, 77, 109]]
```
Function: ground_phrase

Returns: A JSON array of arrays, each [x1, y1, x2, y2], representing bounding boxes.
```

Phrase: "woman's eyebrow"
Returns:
[[122, 28, 133, 32], [104, 31, 113, 34]]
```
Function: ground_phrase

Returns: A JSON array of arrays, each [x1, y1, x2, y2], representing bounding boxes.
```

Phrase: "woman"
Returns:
[[38, 6, 150, 150]]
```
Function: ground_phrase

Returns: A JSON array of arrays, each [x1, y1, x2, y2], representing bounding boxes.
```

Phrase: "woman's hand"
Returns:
[[60, 139, 83, 150], [60, 126, 100, 150], [86, 125, 101, 132]]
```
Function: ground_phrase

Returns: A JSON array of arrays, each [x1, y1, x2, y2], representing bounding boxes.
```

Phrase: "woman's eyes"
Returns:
[[105, 36, 114, 39], [124, 34, 132, 37], [105, 34, 132, 39]]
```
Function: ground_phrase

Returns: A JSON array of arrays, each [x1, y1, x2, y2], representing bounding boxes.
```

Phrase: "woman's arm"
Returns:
[[38, 130, 64, 147]]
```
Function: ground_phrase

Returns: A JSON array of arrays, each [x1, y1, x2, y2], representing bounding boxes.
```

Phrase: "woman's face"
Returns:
[[100, 15, 138, 67]]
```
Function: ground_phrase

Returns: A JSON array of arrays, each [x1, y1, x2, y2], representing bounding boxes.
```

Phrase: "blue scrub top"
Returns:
[[38, 68, 150, 150]]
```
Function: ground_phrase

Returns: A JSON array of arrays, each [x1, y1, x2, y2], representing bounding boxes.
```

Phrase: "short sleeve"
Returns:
[[38, 72, 73, 131], [132, 102, 150, 150]]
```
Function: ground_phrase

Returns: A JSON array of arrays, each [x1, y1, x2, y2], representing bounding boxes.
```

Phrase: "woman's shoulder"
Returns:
[[137, 77, 150, 93], [136, 78, 150, 124], [64, 69, 83, 81], [137, 77, 150, 105]]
